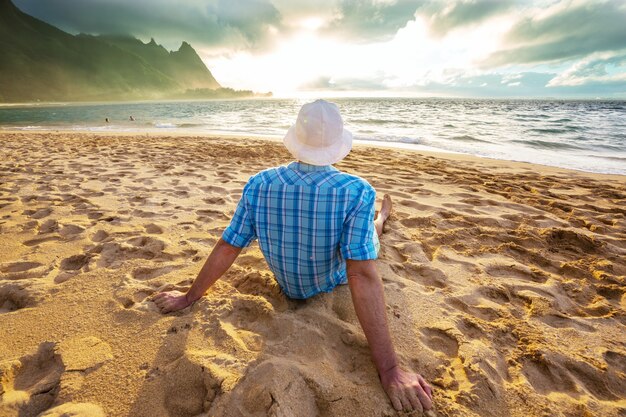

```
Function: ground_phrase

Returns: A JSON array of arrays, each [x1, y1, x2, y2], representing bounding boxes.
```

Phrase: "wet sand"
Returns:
[[0, 131, 625, 417]]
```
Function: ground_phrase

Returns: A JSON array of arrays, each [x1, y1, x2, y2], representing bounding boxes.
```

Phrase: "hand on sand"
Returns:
[[380, 366, 433, 413], [153, 290, 191, 313]]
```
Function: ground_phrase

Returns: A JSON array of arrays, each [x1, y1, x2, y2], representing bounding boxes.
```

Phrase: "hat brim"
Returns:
[[283, 125, 353, 166]]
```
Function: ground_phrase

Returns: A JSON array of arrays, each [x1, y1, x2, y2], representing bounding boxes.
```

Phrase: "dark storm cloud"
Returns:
[[13, 0, 281, 50], [484, 0, 626, 67]]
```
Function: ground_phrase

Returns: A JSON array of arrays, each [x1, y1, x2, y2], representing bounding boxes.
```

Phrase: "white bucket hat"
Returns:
[[283, 99, 353, 166]]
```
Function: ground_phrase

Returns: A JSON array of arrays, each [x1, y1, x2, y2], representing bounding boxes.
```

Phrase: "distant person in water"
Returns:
[[105, 118, 109, 123], [154, 99, 434, 413], [129, 116, 135, 121]]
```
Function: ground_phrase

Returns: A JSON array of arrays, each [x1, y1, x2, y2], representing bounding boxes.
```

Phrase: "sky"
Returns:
[[14, 0, 626, 98]]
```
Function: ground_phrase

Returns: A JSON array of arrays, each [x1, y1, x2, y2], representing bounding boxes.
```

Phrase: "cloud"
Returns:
[[323, 0, 516, 43], [324, 0, 423, 42], [547, 53, 626, 86], [419, 71, 557, 96], [424, 0, 515, 36], [298, 69, 626, 98], [299, 75, 390, 90], [12, 0, 626, 97], [484, 0, 626, 67], [13, 0, 281, 51]]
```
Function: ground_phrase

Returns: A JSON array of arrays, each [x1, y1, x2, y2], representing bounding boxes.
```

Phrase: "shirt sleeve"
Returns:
[[222, 183, 257, 248], [340, 186, 378, 260]]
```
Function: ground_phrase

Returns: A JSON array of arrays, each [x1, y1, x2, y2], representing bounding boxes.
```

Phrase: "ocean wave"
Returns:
[[351, 118, 406, 125], [511, 139, 584, 150], [594, 143, 626, 151], [356, 135, 419, 144], [528, 126, 580, 134], [155, 122, 177, 128], [11, 125, 43, 130], [450, 135, 491, 144], [516, 113, 551, 119], [588, 154, 626, 162]]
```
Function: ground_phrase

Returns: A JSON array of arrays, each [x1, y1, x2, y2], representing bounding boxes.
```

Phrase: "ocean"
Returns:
[[1, 98, 625, 175]]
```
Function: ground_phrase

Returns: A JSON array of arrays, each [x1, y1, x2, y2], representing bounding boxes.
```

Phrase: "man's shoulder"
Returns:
[[333, 170, 375, 194], [246, 165, 286, 185], [244, 165, 374, 195]]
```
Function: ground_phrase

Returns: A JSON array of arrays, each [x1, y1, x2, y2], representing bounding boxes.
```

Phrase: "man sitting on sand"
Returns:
[[155, 99, 433, 413]]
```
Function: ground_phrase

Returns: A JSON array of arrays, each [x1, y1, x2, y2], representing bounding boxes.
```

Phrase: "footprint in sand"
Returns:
[[484, 263, 548, 284], [476, 285, 512, 305], [58, 224, 85, 238], [95, 236, 173, 269], [0, 262, 51, 280], [130, 264, 184, 281], [603, 351, 626, 374], [90, 230, 109, 243], [196, 209, 230, 222], [420, 327, 460, 357], [203, 196, 230, 205], [144, 223, 163, 234], [86, 210, 104, 220], [537, 314, 597, 333], [0, 342, 64, 417], [445, 296, 502, 321], [23, 208, 52, 219], [22, 236, 62, 247], [132, 209, 159, 218], [519, 352, 622, 401], [0, 283, 40, 313], [542, 228, 603, 254], [59, 254, 91, 271], [38, 219, 59, 234], [390, 263, 448, 291], [455, 316, 487, 340]]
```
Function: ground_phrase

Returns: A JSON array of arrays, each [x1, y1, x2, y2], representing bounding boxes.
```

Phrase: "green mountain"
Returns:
[[0, 0, 231, 102]]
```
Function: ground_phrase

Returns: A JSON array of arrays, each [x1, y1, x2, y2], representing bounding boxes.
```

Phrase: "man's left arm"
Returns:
[[347, 259, 433, 413], [340, 187, 433, 412]]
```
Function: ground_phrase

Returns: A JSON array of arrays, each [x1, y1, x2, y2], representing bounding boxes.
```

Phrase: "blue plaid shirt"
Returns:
[[222, 161, 378, 299]]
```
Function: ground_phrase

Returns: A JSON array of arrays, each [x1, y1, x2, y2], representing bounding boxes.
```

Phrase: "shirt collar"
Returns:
[[288, 161, 337, 173]]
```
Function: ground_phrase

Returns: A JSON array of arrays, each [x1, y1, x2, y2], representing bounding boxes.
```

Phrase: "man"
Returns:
[[155, 99, 433, 413]]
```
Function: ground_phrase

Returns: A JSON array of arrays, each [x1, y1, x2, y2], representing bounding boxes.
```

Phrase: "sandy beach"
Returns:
[[0, 131, 625, 417]]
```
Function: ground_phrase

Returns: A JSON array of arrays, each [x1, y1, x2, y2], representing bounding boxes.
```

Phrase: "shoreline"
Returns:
[[1, 97, 625, 108], [2, 128, 625, 180]]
